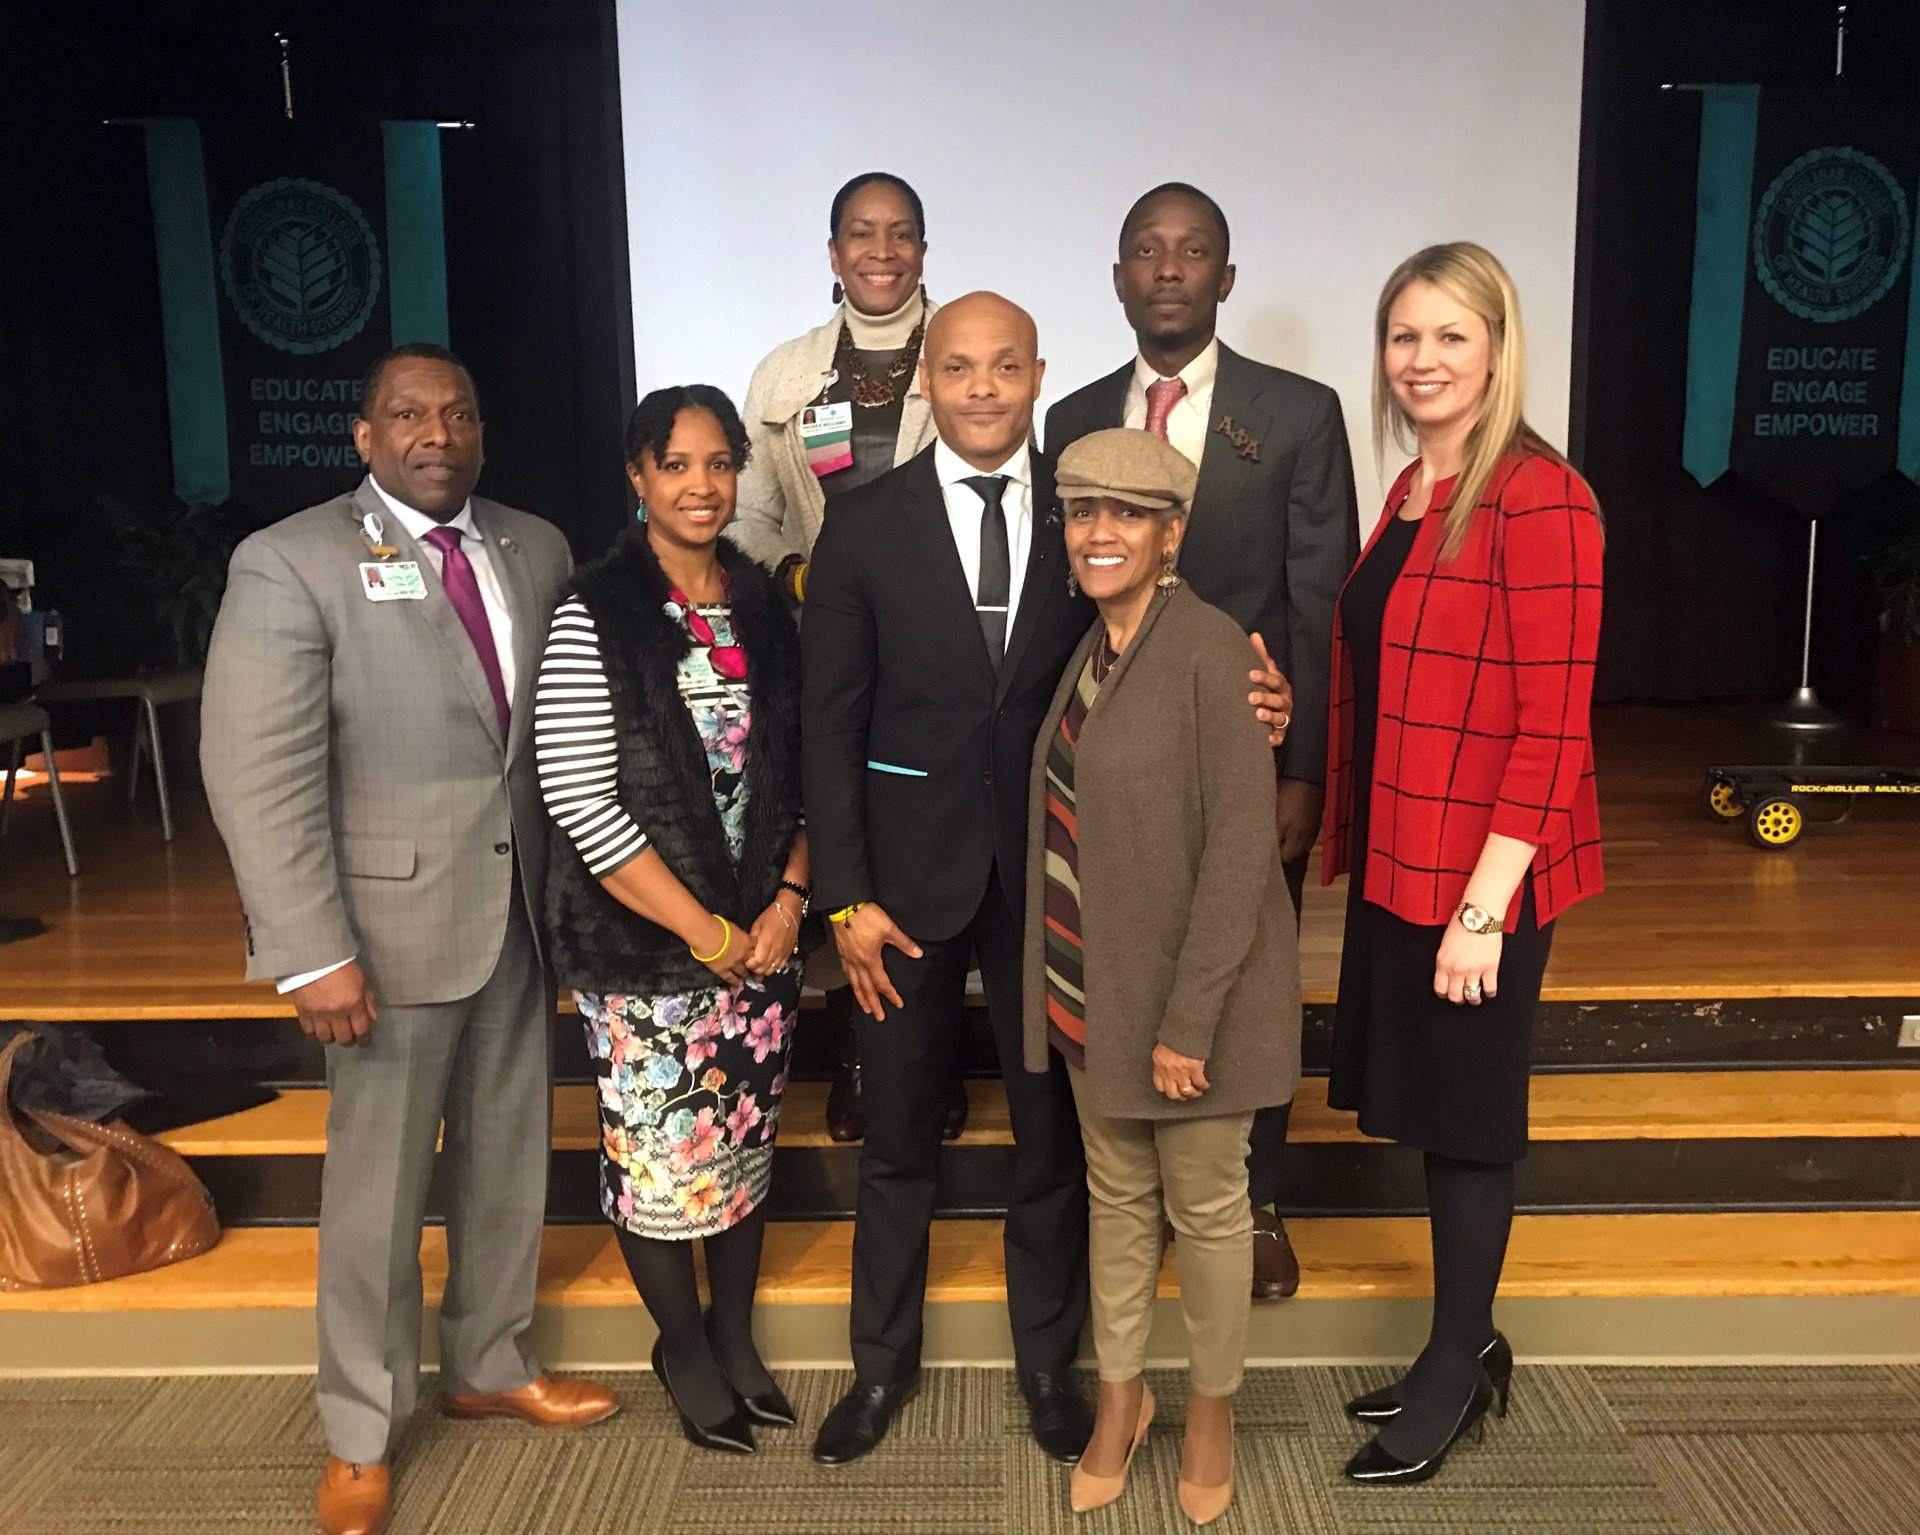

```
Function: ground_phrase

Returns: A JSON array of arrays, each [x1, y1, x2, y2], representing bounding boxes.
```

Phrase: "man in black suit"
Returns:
[[805, 291, 1295, 1466], [1047, 183, 1360, 1303]]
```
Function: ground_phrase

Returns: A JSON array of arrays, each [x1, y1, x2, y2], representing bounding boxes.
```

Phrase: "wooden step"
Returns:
[[6, 1211, 1919, 1314], [153, 1069, 1920, 1158]]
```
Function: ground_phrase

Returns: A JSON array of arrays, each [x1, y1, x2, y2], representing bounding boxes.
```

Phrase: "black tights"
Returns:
[[1377, 1152, 1514, 1459], [615, 1204, 774, 1427]]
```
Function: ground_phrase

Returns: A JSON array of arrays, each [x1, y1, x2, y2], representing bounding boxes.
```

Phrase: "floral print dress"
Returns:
[[557, 597, 801, 1241]]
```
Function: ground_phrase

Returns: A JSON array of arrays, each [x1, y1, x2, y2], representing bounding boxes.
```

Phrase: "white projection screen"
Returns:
[[616, 0, 1586, 523]]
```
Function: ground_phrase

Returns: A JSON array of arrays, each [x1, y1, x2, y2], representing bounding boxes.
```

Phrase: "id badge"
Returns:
[[799, 400, 854, 479], [360, 561, 427, 601]]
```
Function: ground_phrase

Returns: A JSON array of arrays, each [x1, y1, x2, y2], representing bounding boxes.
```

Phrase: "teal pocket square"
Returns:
[[866, 761, 929, 777]]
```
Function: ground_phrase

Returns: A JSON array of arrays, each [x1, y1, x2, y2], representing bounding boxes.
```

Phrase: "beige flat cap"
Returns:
[[1056, 427, 1197, 511]]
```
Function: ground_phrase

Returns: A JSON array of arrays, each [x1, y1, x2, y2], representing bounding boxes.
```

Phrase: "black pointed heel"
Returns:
[[1343, 1369, 1495, 1486], [1345, 1331, 1512, 1423], [704, 1311, 796, 1427], [651, 1336, 756, 1454]]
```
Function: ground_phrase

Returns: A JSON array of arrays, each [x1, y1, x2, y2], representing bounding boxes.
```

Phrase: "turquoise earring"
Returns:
[[636, 501, 648, 522]]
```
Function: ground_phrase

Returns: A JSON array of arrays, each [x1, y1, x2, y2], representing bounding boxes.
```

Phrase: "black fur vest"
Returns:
[[542, 535, 803, 995]]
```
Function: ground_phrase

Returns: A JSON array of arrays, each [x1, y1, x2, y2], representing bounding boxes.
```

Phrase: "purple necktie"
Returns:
[[424, 524, 510, 739]]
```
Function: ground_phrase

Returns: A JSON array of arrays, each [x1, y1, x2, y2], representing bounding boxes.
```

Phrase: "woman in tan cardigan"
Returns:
[[1023, 429, 1301, 1526]]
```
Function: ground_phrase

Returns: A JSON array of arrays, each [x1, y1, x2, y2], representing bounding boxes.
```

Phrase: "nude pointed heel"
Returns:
[[1177, 1407, 1235, 1526], [1069, 1384, 1155, 1514]]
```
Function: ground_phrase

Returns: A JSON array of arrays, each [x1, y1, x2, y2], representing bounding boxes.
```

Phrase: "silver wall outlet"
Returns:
[[1900, 1016, 1920, 1048]]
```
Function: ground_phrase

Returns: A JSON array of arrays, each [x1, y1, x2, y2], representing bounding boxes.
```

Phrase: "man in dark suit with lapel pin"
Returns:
[[1047, 184, 1360, 1303]]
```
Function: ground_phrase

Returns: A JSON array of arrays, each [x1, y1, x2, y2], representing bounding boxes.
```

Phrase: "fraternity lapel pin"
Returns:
[[1215, 415, 1262, 463]]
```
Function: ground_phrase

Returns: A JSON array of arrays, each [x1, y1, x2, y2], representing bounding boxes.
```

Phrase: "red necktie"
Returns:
[[1145, 376, 1187, 441], [424, 525, 510, 739]]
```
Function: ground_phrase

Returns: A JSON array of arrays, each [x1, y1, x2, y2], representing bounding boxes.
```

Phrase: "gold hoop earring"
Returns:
[[1157, 551, 1181, 591]]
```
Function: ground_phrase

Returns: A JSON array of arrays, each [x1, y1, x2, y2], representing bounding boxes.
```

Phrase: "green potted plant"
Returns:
[[88, 496, 254, 784], [1864, 508, 1920, 735]]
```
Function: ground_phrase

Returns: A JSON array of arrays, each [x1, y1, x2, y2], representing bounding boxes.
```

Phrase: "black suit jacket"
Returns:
[[802, 445, 1096, 940], [1045, 342, 1358, 784]]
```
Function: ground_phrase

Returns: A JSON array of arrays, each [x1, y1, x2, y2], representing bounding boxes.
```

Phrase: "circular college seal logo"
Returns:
[[1752, 145, 1910, 323], [219, 177, 383, 354]]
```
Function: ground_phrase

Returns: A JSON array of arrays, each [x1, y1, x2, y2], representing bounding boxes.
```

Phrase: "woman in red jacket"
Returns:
[[1322, 243, 1603, 1484]]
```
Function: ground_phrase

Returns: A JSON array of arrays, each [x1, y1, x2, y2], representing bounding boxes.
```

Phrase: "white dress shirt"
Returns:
[[933, 438, 1034, 633], [278, 478, 519, 995], [1122, 336, 1219, 471]]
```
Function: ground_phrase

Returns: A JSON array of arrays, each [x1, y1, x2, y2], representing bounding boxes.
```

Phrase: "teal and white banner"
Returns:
[[1683, 87, 1920, 517], [142, 119, 449, 516]]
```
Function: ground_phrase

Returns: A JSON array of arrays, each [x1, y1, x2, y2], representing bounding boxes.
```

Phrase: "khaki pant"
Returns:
[[1069, 1070, 1254, 1396]]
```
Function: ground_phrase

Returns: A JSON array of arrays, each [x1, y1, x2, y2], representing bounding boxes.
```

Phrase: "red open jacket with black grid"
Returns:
[[1320, 448, 1606, 931]]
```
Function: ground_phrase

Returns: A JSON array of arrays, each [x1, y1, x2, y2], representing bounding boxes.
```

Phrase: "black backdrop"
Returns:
[[4, 1, 1919, 699], [0, 0, 635, 675], [1577, 0, 1920, 703]]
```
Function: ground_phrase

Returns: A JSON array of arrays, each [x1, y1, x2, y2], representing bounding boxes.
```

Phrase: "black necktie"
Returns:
[[966, 474, 1010, 668]]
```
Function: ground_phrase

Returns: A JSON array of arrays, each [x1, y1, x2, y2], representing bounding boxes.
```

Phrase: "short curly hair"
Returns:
[[623, 384, 751, 472]]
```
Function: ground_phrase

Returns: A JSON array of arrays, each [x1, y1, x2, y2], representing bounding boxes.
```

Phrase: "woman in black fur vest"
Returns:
[[535, 385, 809, 1455]]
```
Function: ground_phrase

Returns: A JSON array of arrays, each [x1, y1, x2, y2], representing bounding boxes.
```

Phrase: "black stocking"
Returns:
[[702, 1203, 776, 1396], [614, 1227, 735, 1427], [1376, 1152, 1514, 1459]]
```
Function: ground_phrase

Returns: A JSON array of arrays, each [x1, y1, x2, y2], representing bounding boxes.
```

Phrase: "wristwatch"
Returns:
[[1454, 901, 1501, 934], [778, 879, 812, 918]]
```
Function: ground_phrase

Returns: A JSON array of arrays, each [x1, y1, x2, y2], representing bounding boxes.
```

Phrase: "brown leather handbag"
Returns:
[[0, 1032, 220, 1290]]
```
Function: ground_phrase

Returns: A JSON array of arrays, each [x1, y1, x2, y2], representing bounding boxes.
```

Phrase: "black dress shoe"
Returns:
[[1251, 1206, 1300, 1300], [1019, 1370, 1094, 1464], [1344, 1369, 1495, 1485], [1346, 1332, 1512, 1423], [813, 1376, 921, 1465], [651, 1337, 755, 1455], [942, 1075, 970, 1141], [703, 1311, 796, 1428], [827, 1056, 869, 1142]]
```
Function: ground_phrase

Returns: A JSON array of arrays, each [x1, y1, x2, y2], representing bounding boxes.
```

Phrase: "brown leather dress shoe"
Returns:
[[441, 1373, 620, 1426], [1251, 1206, 1300, 1299], [317, 1457, 389, 1535]]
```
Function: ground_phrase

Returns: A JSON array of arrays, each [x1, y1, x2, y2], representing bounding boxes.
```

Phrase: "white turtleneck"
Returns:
[[842, 287, 926, 350]]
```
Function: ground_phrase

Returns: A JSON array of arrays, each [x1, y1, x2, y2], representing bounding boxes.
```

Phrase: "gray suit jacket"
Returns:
[[201, 477, 573, 1006], [1045, 342, 1358, 784]]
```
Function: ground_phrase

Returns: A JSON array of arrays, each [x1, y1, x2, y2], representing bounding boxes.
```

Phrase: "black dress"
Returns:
[[1326, 511, 1554, 1165]]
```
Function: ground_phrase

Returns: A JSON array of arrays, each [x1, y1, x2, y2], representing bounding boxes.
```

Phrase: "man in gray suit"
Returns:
[[201, 344, 615, 1535], [1046, 184, 1360, 1306]]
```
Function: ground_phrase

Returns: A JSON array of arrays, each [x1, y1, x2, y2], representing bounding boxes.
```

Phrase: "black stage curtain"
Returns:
[[0, 0, 635, 679], [1577, 0, 1920, 704]]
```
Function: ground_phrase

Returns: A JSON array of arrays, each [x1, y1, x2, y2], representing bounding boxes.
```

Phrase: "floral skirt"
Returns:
[[576, 960, 800, 1241]]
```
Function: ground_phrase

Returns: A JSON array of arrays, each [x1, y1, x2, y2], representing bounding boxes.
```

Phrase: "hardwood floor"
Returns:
[[151, 1070, 1920, 1159], [6, 1212, 1917, 1314], [3, 705, 1918, 1017]]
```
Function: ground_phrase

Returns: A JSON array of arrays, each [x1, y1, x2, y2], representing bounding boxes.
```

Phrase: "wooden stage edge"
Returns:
[[3, 705, 1919, 1020]]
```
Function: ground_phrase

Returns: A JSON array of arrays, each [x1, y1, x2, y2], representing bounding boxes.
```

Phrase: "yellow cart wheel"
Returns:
[[1703, 776, 1745, 820], [1747, 795, 1804, 850]]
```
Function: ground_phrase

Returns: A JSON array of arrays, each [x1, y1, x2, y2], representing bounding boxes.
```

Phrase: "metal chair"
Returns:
[[36, 669, 202, 843], [0, 702, 78, 876]]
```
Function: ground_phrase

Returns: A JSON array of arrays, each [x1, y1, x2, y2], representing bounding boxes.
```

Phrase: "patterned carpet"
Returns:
[[3, 1364, 1919, 1534]]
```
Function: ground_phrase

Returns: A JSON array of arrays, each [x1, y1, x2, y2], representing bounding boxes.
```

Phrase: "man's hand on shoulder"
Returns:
[[290, 961, 378, 1047], [1247, 632, 1293, 748]]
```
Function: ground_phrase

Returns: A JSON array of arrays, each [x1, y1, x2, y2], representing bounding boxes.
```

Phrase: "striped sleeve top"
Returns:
[[533, 596, 649, 877], [1042, 655, 1104, 1069]]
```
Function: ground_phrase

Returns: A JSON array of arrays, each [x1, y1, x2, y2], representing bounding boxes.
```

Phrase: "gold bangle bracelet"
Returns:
[[689, 916, 731, 964]]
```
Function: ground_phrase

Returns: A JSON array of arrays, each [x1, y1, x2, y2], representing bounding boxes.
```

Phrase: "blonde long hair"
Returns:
[[1371, 242, 1564, 561]]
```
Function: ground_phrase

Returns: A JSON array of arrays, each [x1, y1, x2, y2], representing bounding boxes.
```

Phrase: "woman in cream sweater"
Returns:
[[724, 171, 962, 1145]]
